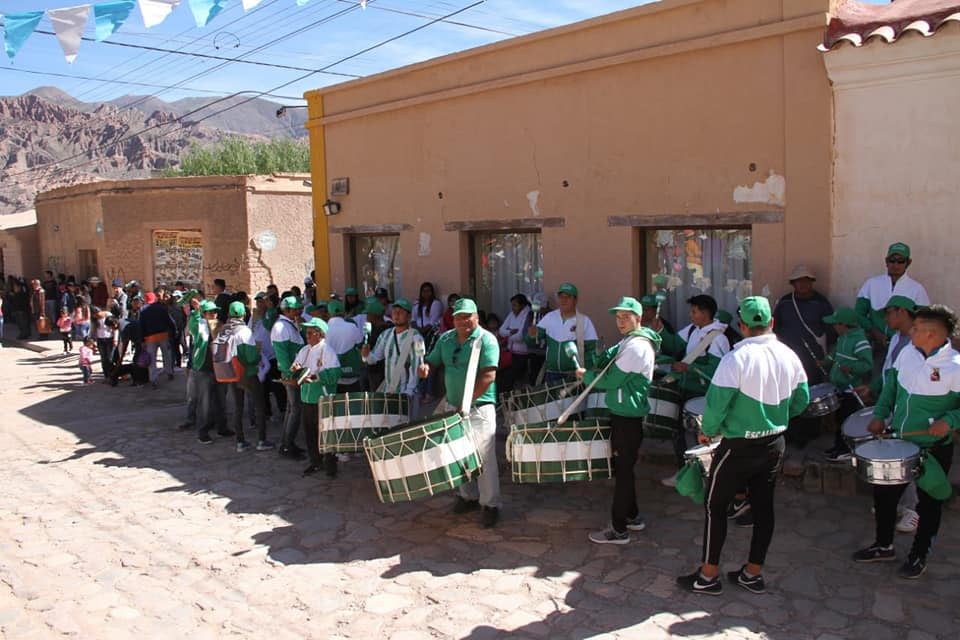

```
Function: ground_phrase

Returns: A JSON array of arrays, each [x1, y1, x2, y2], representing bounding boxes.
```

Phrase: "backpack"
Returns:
[[212, 321, 244, 382]]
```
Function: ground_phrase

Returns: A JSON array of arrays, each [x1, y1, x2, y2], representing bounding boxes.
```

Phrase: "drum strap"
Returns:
[[557, 336, 643, 425], [662, 328, 724, 384], [575, 311, 586, 368], [791, 293, 828, 355], [460, 335, 484, 415]]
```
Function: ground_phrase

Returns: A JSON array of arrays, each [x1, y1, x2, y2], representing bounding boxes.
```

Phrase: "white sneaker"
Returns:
[[896, 508, 919, 533], [661, 471, 679, 488]]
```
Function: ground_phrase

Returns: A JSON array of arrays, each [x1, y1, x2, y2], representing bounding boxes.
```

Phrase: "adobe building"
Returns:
[[0, 209, 40, 281], [34, 174, 314, 295], [304, 0, 834, 331]]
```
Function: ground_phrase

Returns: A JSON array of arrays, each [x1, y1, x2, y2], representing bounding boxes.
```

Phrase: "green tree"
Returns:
[[164, 137, 311, 176]]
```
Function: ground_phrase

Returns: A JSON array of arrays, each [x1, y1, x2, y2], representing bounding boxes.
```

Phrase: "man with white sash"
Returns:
[[856, 242, 929, 348], [418, 298, 501, 528], [574, 296, 661, 545], [677, 297, 809, 596], [362, 297, 424, 419], [526, 282, 598, 384]]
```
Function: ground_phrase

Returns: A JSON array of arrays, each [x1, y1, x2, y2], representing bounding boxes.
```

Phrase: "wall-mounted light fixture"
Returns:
[[323, 199, 341, 216]]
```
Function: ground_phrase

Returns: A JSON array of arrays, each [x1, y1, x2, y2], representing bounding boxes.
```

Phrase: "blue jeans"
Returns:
[[282, 381, 302, 449], [194, 370, 226, 436]]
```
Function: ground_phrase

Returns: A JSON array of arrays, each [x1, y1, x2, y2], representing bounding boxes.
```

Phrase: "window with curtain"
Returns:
[[472, 231, 544, 319], [352, 235, 401, 299], [644, 228, 752, 328]]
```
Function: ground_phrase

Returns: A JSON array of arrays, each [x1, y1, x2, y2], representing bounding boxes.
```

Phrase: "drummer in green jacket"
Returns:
[[640, 294, 684, 366], [822, 307, 873, 461], [525, 282, 598, 384], [577, 297, 661, 545], [855, 305, 960, 578], [292, 318, 342, 478]]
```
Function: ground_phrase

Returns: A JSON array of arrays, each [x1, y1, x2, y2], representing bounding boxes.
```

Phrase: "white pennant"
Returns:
[[138, 0, 181, 28], [241, 0, 263, 10], [361, 0, 367, 8], [49, 5, 91, 64]]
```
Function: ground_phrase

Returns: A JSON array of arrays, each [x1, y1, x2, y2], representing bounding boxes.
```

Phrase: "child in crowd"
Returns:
[[57, 307, 73, 353], [73, 297, 90, 340], [79, 337, 95, 384]]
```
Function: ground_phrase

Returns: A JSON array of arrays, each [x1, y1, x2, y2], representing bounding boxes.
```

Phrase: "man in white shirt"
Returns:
[[856, 242, 930, 346], [362, 297, 424, 419]]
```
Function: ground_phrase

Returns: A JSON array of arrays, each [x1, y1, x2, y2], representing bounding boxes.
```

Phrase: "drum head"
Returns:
[[684, 396, 707, 415], [855, 439, 920, 461], [842, 407, 876, 439], [808, 383, 838, 399]]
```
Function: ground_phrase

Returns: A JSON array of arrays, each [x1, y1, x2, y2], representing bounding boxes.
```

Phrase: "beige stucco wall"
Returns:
[[307, 0, 833, 323], [824, 30, 960, 308], [35, 191, 104, 280], [35, 175, 314, 295], [0, 225, 40, 280]]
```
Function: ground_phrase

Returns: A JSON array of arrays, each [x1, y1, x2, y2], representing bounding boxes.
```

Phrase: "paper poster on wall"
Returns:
[[153, 229, 203, 286]]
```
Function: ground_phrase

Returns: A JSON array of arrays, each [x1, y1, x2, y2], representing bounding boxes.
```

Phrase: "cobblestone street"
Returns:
[[0, 342, 958, 639]]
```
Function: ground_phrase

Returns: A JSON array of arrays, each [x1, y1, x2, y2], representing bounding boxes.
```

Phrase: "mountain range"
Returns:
[[0, 87, 310, 216]]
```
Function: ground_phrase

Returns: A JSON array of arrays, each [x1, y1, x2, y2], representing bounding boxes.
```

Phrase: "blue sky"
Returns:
[[0, 0, 662, 104]]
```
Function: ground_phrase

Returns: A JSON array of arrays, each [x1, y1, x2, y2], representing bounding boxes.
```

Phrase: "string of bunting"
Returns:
[[0, 0, 367, 63]]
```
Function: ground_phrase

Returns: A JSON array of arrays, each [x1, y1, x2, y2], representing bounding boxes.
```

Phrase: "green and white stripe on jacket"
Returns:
[[701, 333, 810, 440], [873, 342, 960, 448], [270, 315, 303, 379], [583, 328, 661, 418]]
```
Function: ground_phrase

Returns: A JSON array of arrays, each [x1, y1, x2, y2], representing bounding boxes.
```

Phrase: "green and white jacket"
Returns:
[[223, 319, 260, 378], [366, 327, 424, 395], [874, 342, 960, 448], [823, 327, 872, 388], [584, 328, 661, 418], [525, 309, 598, 373], [270, 315, 303, 379], [701, 333, 810, 440]]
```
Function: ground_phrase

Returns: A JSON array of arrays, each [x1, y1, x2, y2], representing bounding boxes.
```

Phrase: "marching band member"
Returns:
[[856, 242, 929, 347], [362, 297, 425, 419], [418, 298, 501, 528], [677, 297, 809, 595], [576, 297, 660, 544], [271, 296, 306, 461], [821, 307, 873, 462], [854, 305, 960, 579], [526, 282, 598, 384], [292, 318, 341, 478]]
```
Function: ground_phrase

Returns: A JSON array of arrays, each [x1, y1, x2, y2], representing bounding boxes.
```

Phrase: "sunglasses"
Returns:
[[886, 257, 908, 264]]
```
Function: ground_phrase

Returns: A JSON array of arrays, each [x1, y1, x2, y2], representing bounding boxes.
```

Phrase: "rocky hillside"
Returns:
[[0, 88, 309, 216]]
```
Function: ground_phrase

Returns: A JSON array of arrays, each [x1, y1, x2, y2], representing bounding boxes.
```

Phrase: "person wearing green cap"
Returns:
[[353, 297, 392, 390], [343, 286, 363, 317], [271, 295, 306, 460], [419, 297, 502, 527], [187, 298, 234, 444], [856, 242, 929, 345], [639, 294, 685, 364], [362, 297, 424, 413], [677, 296, 809, 596], [292, 318, 342, 477], [325, 299, 365, 392], [575, 297, 661, 545], [854, 305, 960, 579], [821, 307, 874, 461], [525, 282, 598, 384]]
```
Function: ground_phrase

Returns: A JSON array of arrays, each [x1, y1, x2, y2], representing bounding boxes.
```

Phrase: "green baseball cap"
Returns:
[[228, 301, 246, 317], [345, 286, 359, 296], [253, 291, 267, 300], [639, 294, 660, 308], [716, 309, 733, 325], [302, 317, 328, 333], [327, 300, 344, 316], [393, 297, 412, 312], [738, 296, 772, 328], [364, 297, 385, 316], [199, 300, 219, 313], [280, 296, 302, 310], [557, 282, 578, 297], [452, 298, 478, 315], [823, 307, 860, 327], [887, 242, 910, 259], [608, 296, 643, 316], [885, 295, 917, 312]]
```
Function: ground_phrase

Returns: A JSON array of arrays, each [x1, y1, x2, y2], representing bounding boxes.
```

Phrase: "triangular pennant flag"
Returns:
[[296, 0, 309, 6], [94, 1, 136, 41], [361, 0, 367, 8], [49, 5, 92, 64], [188, 0, 227, 27], [137, 0, 180, 29], [2, 11, 44, 61], [241, 0, 262, 10]]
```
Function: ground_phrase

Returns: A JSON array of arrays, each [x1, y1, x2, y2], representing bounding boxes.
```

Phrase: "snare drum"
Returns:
[[363, 411, 482, 503], [803, 383, 841, 417], [507, 419, 612, 483], [841, 407, 876, 451], [319, 392, 410, 454], [682, 396, 707, 433], [684, 440, 721, 475], [505, 381, 579, 427], [851, 439, 921, 485]]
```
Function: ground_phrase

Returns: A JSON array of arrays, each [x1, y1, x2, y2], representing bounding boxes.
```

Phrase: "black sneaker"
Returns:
[[217, 428, 236, 437], [278, 447, 306, 461], [302, 464, 322, 477], [734, 511, 754, 528], [676, 570, 722, 595], [852, 544, 896, 562], [197, 434, 213, 445], [727, 566, 766, 594], [481, 506, 499, 529], [625, 515, 647, 532], [588, 527, 630, 545], [452, 497, 480, 514], [727, 498, 751, 520], [898, 555, 926, 579]]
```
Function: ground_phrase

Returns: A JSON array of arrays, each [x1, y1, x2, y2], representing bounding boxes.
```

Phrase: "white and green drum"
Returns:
[[319, 392, 410, 454], [507, 419, 612, 483], [363, 411, 482, 504], [643, 381, 683, 435], [504, 381, 580, 427]]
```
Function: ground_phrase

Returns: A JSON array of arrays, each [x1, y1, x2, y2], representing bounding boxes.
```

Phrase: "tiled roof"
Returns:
[[820, 0, 960, 51]]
